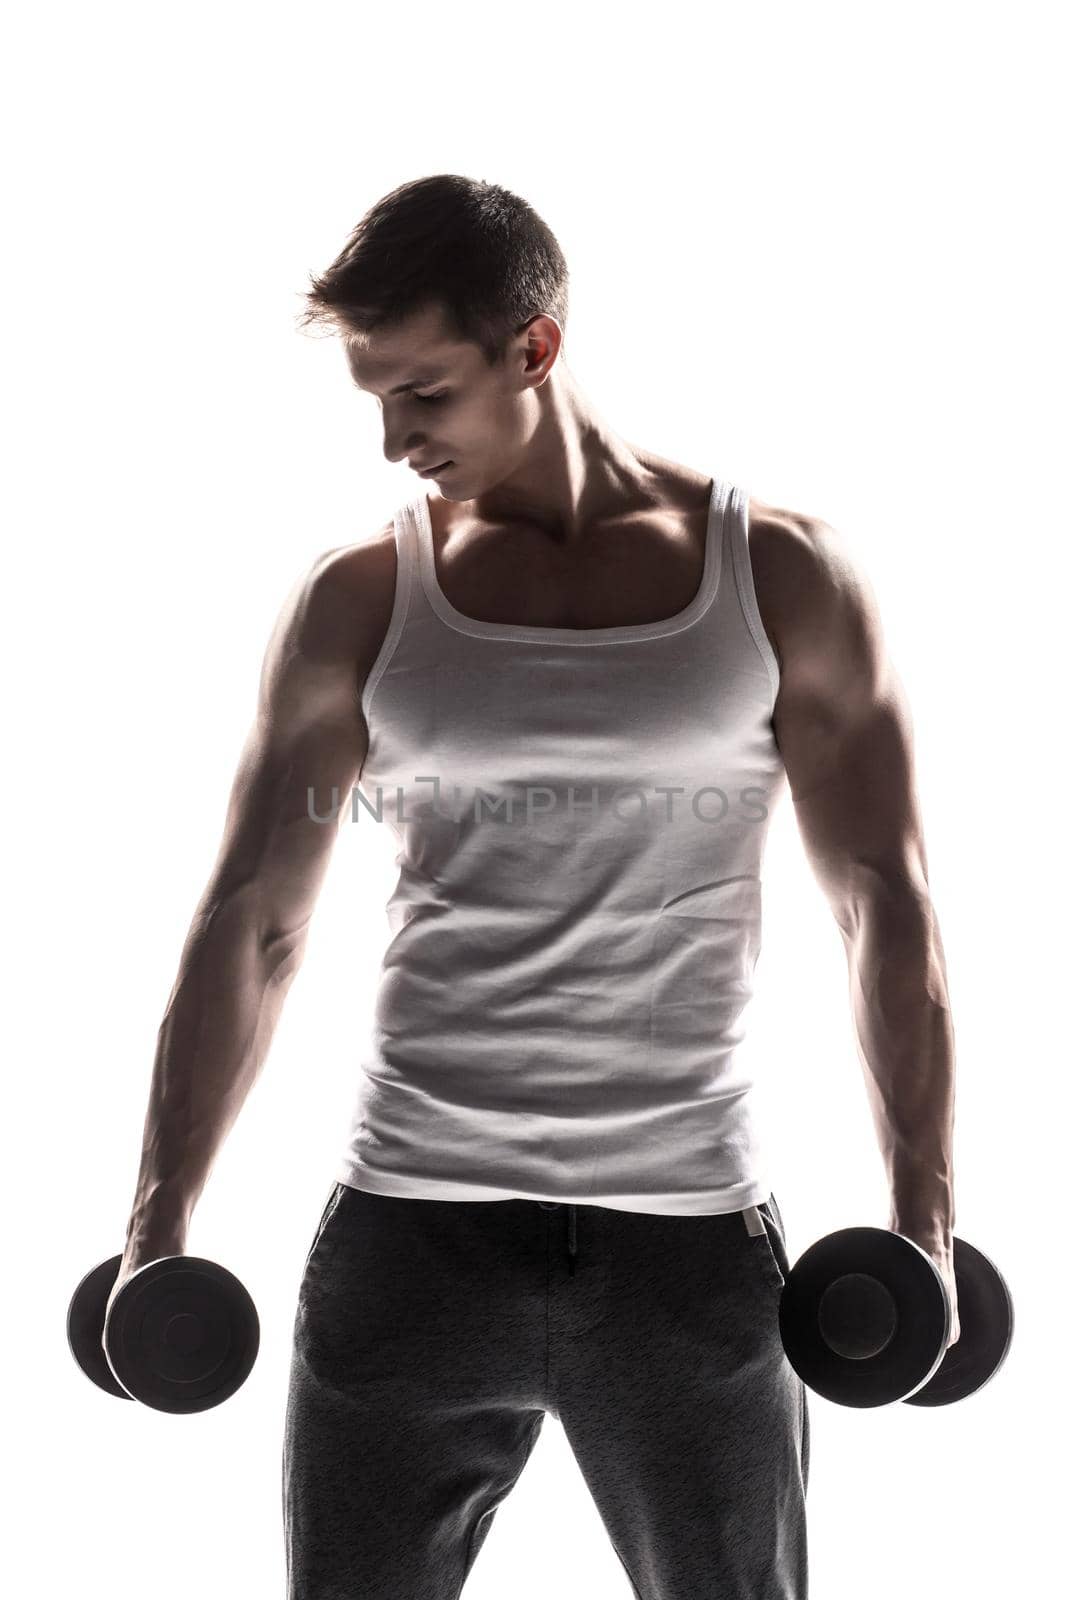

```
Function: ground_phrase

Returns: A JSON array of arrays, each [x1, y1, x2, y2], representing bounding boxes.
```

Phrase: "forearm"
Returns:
[[121, 888, 304, 1256], [842, 887, 957, 1246]]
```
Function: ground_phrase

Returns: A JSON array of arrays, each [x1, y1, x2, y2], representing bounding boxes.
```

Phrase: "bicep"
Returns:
[[201, 554, 367, 957], [771, 521, 932, 931]]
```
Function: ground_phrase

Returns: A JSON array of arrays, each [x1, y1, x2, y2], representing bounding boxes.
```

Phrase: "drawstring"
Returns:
[[567, 1204, 578, 1275], [538, 1200, 580, 1273]]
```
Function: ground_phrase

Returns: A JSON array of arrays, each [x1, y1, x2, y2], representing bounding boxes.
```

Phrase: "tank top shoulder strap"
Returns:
[[708, 481, 780, 705], [358, 501, 422, 724], [393, 497, 430, 618]]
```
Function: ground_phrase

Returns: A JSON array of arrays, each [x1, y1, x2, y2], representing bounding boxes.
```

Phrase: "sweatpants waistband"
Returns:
[[534, 1197, 770, 1278]]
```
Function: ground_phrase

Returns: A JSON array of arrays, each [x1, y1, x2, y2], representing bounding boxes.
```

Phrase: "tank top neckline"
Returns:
[[410, 477, 727, 645]]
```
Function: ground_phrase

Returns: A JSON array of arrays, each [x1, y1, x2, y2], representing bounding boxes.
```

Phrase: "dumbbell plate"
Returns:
[[903, 1235, 1014, 1406], [103, 1255, 260, 1414], [67, 1255, 135, 1400], [779, 1227, 950, 1408]]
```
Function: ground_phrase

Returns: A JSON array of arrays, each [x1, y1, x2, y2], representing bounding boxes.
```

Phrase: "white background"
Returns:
[[4, 2, 1063, 1596]]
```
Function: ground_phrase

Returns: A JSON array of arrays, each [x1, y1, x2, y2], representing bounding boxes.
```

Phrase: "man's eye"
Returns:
[[413, 391, 447, 404]]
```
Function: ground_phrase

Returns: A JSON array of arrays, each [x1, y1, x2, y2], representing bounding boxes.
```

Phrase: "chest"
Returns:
[[426, 496, 712, 632], [425, 494, 784, 677], [352, 484, 786, 699]]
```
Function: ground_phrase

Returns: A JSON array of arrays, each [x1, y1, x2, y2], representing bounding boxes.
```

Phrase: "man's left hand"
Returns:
[[893, 1228, 960, 1348]]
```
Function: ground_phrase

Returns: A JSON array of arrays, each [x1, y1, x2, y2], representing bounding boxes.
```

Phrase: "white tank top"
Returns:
[[337, 477, 786, 1214]]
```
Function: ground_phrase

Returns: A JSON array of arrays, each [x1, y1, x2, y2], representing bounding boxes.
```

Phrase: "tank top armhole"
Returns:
[[730, 487, 781, 708], [360, 506, 414, 726]]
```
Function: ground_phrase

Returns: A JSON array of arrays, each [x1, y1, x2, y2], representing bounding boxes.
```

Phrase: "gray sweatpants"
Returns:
[[282, 1184, 810, 1599]]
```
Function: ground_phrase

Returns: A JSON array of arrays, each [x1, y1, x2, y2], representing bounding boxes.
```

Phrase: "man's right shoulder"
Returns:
[[304, 519, 399, 695]]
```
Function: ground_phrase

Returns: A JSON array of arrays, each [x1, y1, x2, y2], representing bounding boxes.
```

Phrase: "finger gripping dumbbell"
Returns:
[[66, 1254, 259, 1414], [777, 1227, 1014, 1408]]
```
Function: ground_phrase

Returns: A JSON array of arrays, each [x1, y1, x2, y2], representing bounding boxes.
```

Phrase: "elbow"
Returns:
[[196, 881, 311, 985], [831, 859, 935, 951], [842, 881, 949, 1008], [258, 914, 313, 981]]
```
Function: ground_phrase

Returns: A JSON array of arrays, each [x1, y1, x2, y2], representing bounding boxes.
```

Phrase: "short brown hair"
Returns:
[[297, 173, 570, 368]]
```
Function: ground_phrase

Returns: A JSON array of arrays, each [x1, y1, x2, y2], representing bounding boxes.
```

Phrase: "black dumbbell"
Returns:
[[777, 1227, 1014, 1408], [67, 1253, 259, 1414]]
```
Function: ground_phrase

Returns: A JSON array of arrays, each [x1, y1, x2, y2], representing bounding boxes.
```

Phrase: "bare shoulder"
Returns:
[[303, 520, 398, 698], [746, 496, 885, 688], [309, 518, 396, 611]]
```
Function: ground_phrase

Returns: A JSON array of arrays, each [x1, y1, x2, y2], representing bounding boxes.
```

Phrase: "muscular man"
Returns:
[[110, 175, 957, 1600]]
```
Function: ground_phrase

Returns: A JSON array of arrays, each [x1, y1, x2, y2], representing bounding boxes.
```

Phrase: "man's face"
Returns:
[[343, 301, 548, 499]]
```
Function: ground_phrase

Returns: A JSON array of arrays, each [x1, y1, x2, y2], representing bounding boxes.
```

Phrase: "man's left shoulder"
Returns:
[[746, 497, 873, 670]]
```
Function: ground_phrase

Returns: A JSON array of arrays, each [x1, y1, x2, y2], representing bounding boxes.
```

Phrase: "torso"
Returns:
[[346, 457, 800, 719]]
